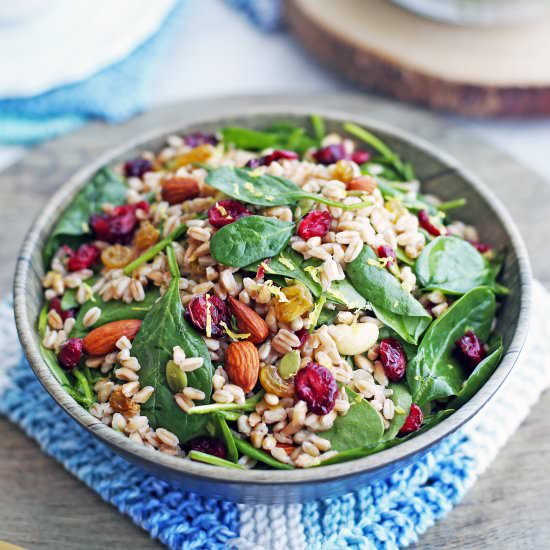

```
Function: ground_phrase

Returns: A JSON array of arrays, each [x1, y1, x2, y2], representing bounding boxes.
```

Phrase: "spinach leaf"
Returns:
[[311, 114, 326, 141], [407, 287, 496, 406], [43, 168, 127, 264], [346, 245, 431, 344], [316, 307, 337, 327], [210, 215, 294, 268], [71, 288, 160, 337], [135, 277, 213, 443], [60, 275, 96, 311], [382, 383, 412, 441], [233, 436, 294, 470], [415, 236, 496, 295], [327, 278, 367, 309], [221, 127, 280, 150], [321, 387, 384, 451], [448, 337, 504, 409], [205, 167, 371, 210]]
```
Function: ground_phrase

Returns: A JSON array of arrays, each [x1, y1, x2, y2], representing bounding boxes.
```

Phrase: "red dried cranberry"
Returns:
[[207, 200, 251, 228], [351, 150, 371, 164], [297, 210, 331, 240], [470, 241, 491, 253], [377, 245, 396, 265], [58, 338, 84, 370], [124, 158, 152, 178], [189, 437, 227, 459], [313, 144, 347, 165], [185, 294, 228, 337], [256, 259, 270, 282], [399, 403, 423, 435], [245, 149, 299, 168], [455, 330, 486, 368], [67, 243, 100, 272], [295, 362, 337, 415], [379, 338, 407, 382], [184, 132, 219, 147], [418, 210, 442, 236], [90, 202, 147, 244], [49, 297, 75, 321], [294, 328, 310, 349]]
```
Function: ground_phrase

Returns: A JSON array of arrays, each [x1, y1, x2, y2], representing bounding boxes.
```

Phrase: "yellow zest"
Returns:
[[205, 293, 213, 338], [232, 183, 240, 196], [262, 280, 289, 302], [304, 265, 322, 283], [395, 406, 406, 415], [244, 182, 255, 193], [220, 321, 251, 341], [265, 195, 274, 201], [278, 256, 295, 270], [215, 203, 228, 217]]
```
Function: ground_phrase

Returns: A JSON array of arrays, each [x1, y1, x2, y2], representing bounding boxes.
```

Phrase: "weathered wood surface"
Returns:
[[0, 95, 549, 549]]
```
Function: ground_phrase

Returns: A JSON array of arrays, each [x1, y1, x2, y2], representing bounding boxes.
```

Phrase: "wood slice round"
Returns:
[[285, 0, 550, 116]]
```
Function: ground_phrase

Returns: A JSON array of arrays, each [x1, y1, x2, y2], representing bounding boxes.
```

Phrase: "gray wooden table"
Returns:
[[1, 95, 549, 549]]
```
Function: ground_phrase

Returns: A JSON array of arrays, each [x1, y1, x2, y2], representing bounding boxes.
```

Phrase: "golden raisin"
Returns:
[[109, 386, 140, 416], [274, 284, 313, 323], [332, 160, 354, 183], [134, 221, 160, 250], [259, 365, 295, 398], [173, 144, 214, 168], [101, 245, 135, 269]]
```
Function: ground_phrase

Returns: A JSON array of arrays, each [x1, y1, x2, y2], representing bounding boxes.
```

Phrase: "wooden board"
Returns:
[[1, 94, 550, 548], [286, 0, 550, 116]]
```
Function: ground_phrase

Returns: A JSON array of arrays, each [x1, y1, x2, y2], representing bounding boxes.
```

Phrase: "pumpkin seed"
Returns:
[[165, 360, 188, 393], [278, 350, 301, 379]]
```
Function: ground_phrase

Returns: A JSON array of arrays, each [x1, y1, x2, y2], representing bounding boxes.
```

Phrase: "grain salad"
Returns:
[[38, 117, 506, 470]]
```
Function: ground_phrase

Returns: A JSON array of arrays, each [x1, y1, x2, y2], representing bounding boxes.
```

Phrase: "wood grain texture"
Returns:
[[0, 94, 549, 548], [286, 0, 550, 116]]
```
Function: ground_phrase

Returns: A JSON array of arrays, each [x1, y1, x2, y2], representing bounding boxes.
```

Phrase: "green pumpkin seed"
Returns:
[[278, 350, 301, 379], [165, 360, 188, 393]]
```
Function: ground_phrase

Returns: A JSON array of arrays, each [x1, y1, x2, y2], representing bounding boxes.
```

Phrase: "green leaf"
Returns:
[[382, 383, 412, 441], [415, 236, 496, 295], [448, 337, 504, 409], [72, 288, 160, 337], [210, 215, 294, 268], [311, 114, 326, 142], [135, 277, 213, 443], [233, 436, 294, 470], [321, 387, 384, 451], [205, 167, 371, 210], [346, 245, 431, 344], [407, 287, 496, 406], [326, 278, 367, 309], [221, 127, 280, 150], [43, 168, 127, 264]]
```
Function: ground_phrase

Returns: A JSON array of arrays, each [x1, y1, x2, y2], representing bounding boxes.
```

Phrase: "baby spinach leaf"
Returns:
[[321, 387, 384, 451], [316, 307, 337, 327], [415, 236, 496, 295], [326, 278, 367, 309], [210, 215, 294, 268], [448, 337, 504, 409], [346, 245, 431, 344], [43, 168, 127, 264], [221, 127, 281, 150], [135, 277, 213, 443], [233, 436, 294, 470], [382, 383, 412, 441], [205, 167, 370, 210], [71, 288, 160, 337], [407, 287, 496, 406]]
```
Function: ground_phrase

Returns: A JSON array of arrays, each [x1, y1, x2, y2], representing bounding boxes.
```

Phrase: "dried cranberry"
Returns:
[[189, 437, 227, 459], [207, 200, 251, 228], [67, 243, 100, 272], [399, 403, 423, 435], [184, 132, 219, 147], [245, 149, 299, 168], [455, 330, 486, 368], [351, 150, 371, 164], [49, 297, 75, 321], [297, 210, 331, 240], [379, 338, 407, 382], [377, 245, 396, 265], [256, 259, 270, 282], [313, 144, 347, 165], [90, 202, 147, 244], [418, 210, 442, 236], [124, 158, 152, 178], [185, 294, 228, 337], [470, 241, 491, 253], [58, 338, 84, 370], [294, 328, 310, 349], [295, 362, 337, 415]]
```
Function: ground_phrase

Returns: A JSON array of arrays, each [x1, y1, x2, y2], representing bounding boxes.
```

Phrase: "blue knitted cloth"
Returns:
[[0, 283, 548, 549], [0, 1, 186, 145]]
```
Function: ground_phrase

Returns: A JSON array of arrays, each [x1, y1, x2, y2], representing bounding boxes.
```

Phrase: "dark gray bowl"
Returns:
[[13, 107, 531, 504]]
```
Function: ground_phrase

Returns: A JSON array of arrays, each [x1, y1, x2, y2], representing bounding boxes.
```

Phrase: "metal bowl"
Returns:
[[13, 107, 531, 504]]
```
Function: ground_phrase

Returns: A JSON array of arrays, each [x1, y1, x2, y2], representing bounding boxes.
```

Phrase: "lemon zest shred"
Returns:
[[220, 321, 250, 341]]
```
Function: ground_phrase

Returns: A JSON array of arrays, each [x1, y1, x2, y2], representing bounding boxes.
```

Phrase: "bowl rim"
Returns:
[[13, 104, 532, 487]]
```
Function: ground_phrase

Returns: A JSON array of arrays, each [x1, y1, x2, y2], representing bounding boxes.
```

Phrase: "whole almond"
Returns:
[[347, 175, 378, 193], [225, 341, 260, 393], [83, 319, 142, 355], [161, 177, 200, 205], [228, 296, 269, 344]]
